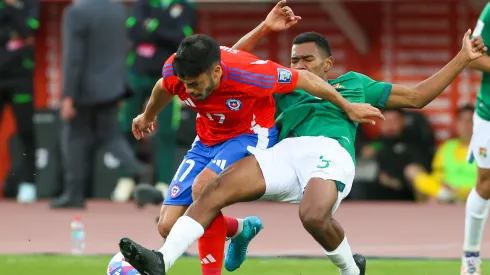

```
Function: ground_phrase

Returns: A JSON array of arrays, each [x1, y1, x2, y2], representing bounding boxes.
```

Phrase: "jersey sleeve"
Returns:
[[355, 72, 393, 108], [472, 3, 490, 47], [232, 60, 299, 97], [161, 54, 178, 95]]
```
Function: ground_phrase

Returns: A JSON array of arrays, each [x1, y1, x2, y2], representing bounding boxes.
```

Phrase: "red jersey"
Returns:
[[161, 46, 298, 146]]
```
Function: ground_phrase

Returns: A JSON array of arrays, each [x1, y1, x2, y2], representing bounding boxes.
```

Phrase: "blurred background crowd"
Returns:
[[0, 0, 485, 208]]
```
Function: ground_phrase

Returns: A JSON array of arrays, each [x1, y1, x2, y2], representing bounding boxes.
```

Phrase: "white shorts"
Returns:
[[467, 113, 490, 169], [249, 136, 355, 213]]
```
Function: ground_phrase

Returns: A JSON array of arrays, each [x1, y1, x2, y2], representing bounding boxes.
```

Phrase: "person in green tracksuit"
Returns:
[[116, 0, 196, 200], [0, 0, 39, 203]]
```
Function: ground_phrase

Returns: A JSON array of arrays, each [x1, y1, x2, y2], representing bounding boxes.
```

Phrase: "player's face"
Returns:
[[179, 65, 222, 100], [290, 42, 333, 80]]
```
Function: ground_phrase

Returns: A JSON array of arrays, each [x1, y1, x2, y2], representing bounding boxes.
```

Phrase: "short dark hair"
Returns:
[[457, 103, 475, 117], [293, 32, 332, 57], [173, 34, 221, 78]]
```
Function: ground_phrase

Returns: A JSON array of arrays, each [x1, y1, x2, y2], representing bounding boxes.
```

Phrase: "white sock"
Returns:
[[231, 218, 244, 239], [324, 236, 359, 275], [464, 188, 490, 253], [158, 216, 204, 272]]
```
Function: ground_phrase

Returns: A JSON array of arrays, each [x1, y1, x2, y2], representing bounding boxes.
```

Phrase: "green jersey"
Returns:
[[473, 2, 490, 120], [274, 71, 392, 162]]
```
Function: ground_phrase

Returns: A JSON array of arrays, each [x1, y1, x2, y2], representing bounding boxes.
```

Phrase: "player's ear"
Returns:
[[323, 56, 334, 73], [212, 63, 222, 78]]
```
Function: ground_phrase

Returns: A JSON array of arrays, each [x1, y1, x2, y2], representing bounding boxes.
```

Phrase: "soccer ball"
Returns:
[[107, 252, 140, 275]]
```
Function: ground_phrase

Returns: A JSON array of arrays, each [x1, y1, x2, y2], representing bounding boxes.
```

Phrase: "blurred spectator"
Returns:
[[51, 0, 149, 209], [405, 104, 477, 203], [401, 110, 436, 169], [354, 109, 433, 201], [0, 0, 39, 203], [114, 0, 196, 201]]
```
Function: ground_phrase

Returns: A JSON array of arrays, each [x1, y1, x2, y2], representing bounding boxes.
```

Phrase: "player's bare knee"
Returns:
[[192, 168, 218, 200], [299, 203, 332, 233], [201, 178, 230, 211], [191, 180, 207, 201], [476, 168, 490, 199]]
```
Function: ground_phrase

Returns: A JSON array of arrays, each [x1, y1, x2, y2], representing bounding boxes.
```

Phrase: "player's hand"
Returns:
[[132, 114, 156, 140], [460, 29, 487, 61], [345, 103, 385, 125], [264, 0, 302, 32], [60, 97, 76, 121]]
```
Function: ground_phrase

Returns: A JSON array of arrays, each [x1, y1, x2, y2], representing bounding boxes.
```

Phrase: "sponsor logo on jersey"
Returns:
[[332, 83, 344, 89], [277, 68, 292, 84], [170, 184, 181, 198], [226, 98, 242, 111], [183, 98, 196, 107]]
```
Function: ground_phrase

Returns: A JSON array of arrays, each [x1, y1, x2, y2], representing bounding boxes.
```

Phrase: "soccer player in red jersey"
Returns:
[[123, 34, 382, 275]]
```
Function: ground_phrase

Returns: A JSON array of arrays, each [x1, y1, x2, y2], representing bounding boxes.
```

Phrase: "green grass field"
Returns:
[[1, 255, 487, 275]]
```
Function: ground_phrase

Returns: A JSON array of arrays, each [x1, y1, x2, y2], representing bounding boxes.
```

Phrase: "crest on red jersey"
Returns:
[[226, 98, 242, 111]]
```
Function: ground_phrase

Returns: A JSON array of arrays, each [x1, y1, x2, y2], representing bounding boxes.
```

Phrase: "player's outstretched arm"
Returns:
[[143, 78, 174, 120], [468, 54, 490, 73], [232, 0, 300, 51], [296, 69, 384, 124], [386, 30, 487, 109]]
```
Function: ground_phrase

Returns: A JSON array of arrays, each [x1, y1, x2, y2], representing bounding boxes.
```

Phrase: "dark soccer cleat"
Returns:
[[353, 253, 366, 275], [133, 184, 164, 208], [119, 237, 166, 275]]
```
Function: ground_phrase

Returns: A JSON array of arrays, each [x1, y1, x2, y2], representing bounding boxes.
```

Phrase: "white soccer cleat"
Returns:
[[17, 183, 37, 204], [112, 178, 135, 202], [461, 254, 482, 275]]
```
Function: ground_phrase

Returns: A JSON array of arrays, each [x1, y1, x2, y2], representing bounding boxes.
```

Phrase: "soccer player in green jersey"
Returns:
[[116, 2, 486, 275], [462, 2, 490, 275]]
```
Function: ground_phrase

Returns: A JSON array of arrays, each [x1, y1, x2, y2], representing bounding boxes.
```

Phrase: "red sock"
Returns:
[[198, 212, 227, 275], [225, 216, 239, 238]]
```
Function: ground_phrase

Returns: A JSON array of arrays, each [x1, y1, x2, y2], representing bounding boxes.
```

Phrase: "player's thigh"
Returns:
[[164, 141, 210, 206], [292, 136, 355, 214], [248, 138, 303, 203], [157, 204, 189, 238], [198, 155, 269, 208], [467, 113, 490, 169], [193, 133, 275, 197], [205, 132, 277, 175], [299, 178, 339, 226]]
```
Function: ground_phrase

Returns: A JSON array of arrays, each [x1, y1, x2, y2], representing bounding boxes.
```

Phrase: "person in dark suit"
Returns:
[[51, 0, 148, 208]]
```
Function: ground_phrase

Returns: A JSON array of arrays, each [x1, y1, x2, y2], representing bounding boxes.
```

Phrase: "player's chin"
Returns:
[[192, 94, 209, 101]]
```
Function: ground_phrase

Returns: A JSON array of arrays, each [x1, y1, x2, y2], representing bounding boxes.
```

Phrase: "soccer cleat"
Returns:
[[119, 237, 166, 275], [353, 253, 366, 275], [461, 252, 482, 275], [224, 216, 263, 271]]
